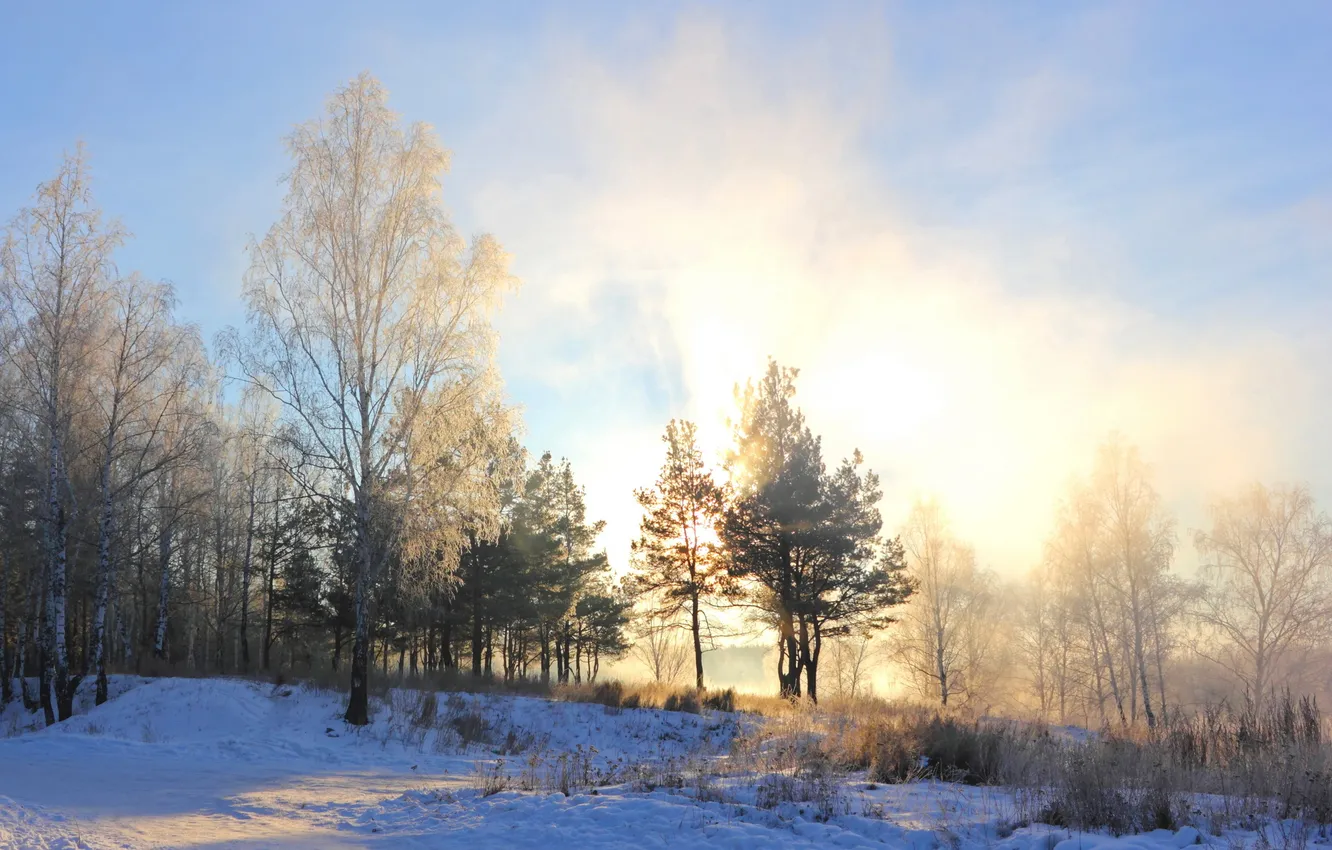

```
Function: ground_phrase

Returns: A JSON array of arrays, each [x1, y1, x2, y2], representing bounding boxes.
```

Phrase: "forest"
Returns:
[[4, 74, 1331, 734]]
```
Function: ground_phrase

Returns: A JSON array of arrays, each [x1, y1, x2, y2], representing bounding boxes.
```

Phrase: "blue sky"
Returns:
[[3, 1, 1330, 573]]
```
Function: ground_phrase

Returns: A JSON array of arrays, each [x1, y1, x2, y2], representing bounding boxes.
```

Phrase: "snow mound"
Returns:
[[50, 677, 275, 743]]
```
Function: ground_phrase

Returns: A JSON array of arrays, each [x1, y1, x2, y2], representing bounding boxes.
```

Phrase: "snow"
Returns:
[[0, 677, 1325, 849]]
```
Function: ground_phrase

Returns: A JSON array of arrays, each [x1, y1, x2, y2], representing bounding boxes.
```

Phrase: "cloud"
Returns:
[[453, 9, 1332, 576]]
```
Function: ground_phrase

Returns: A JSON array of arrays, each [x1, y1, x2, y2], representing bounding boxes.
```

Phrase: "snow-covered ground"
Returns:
[[0, 677, 1324, 849]]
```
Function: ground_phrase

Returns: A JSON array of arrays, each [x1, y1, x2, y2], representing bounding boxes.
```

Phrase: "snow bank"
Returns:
[[1, 677, 1328, 849]]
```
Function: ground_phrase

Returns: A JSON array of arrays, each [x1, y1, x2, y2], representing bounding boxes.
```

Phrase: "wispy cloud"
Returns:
[[430, 8, 1332, 574]]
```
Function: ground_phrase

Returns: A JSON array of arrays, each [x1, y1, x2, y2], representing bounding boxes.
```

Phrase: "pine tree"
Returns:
[[629, 420, 724, 689], [721, 360, 911, 701]]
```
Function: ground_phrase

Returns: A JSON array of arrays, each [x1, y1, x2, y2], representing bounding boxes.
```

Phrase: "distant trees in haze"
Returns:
[[1193, 484, 1332, 710], [893, 499, 997, 709], [1014, 437, 1184, 727]]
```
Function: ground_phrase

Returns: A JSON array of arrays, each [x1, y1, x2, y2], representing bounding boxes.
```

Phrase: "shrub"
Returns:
[[474, 760, 510, 797], [703, 689, 736, 713], [449, 709, 491, 747], [591, 681, 624, 708], [664, 691, 702, 714], [1032, 734, 1187, 835]]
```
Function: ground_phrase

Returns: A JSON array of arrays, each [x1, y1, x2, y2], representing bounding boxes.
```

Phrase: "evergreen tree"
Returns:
[[721, 360, 911, 701], [629, 419, 724, 688]]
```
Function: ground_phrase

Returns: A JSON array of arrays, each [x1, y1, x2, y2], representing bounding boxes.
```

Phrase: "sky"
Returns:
[[2, 1, 1330, 580]]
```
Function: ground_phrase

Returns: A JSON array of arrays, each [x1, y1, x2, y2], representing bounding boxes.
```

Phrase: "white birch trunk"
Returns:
[[153, 523, 172, 659]]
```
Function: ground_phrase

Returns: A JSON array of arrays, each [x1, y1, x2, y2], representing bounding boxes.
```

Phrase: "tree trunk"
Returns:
[[344, 488, 372, 726], [92, 450, 116, 705], [440, 601, 453, 669], [804, 620, 822, 704], [153, 524, 172, 659], [777, 608, 801, 698], [262, 503, 278, 671], [690, 589, 704, 690], [17, 610, 35, 712], [239, 481, 256, 670], [539, 624, 551, 684], [48, 441, 79, 722], [471, 556, 483, 676], [1132, 587, 1156, 728], [0, 551, 9, 707]]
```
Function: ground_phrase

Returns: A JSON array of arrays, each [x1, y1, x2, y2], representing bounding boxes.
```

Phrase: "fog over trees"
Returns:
[[5, 74, 1332, 726]]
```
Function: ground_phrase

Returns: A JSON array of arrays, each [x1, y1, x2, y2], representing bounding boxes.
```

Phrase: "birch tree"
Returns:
[[1089, 436, 1175, 728], [2, 148, 120, 722], [1194, 484, 1332, 708], [89, 276, 205, 702], [226, 74, 515, 724], [894, 499, 993, 708]]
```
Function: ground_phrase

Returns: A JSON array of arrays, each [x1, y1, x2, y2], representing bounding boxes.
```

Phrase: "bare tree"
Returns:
[[629, 610, 691, 685], [894, 499, 994, 708], [1194, 483, 1332, 708], [1016, 565, 1082, 723], [824, 633, 876, 701], [88, 275, 205, 703], [1045, 484, 1127, 726], [1039, 437, 1180, 729], [225, 74, 515, 724], [1090, 436, 1176, 728], [2, 148, 121, 722]]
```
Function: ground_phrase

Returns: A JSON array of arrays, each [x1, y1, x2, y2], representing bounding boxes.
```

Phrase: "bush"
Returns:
[[664, 691, 702, 714], [703, 689, 736, 713], [847, 709, 1037, 786], [591, 681, 624, 708], [449, 709, 491, 747], [1037, 741, 1182, 835], [918, 718, 1015, 785]]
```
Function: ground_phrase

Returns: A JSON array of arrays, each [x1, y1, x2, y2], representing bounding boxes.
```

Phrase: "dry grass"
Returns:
[[109, 662, 1332, 836]]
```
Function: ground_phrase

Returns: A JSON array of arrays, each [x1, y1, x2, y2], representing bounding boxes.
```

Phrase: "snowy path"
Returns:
[[0, 731, 469, 847], [0, 677, 759, 848]]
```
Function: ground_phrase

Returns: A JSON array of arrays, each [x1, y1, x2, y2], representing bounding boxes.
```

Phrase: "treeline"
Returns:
[[870, 439, 1332, 729], [0, 76, 638, 727], [0, 73, 913, 729], [6, 72, 1327, 730]]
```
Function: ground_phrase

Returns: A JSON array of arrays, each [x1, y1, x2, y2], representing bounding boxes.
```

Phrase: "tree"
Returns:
[[1039, 436, 1181, 728], [226, 74, 515, 724], [1194, 484, 1332, 709], [2, 147, 121, 723], [1089, 436, 1176, 728], [721, 360, 911, 701], [894, 499, 995, 708], [629, 419, 724, 688], [571, 583, 631, 682], [89, 275, 205, 703], [797, 456, 913, 701], [630, 611, 691, 684], [824, 633, 876, 701], [722, 361, 831, 698], [1015, 565, 1080, 722]]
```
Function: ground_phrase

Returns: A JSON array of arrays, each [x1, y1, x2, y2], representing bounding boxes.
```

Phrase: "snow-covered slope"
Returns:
[[0, 677, 1318, 849]]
